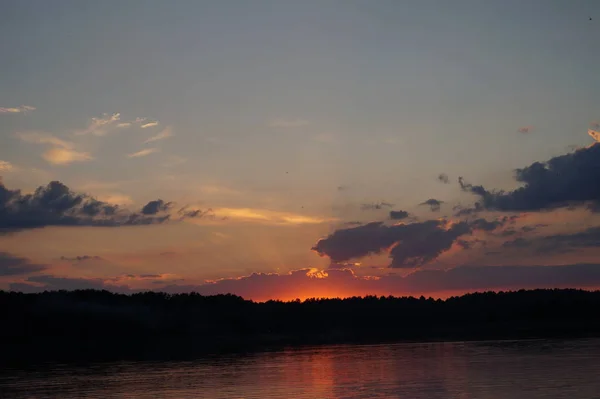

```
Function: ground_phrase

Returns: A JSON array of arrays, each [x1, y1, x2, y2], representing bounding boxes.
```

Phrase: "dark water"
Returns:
[[2, 339, 600, 398]]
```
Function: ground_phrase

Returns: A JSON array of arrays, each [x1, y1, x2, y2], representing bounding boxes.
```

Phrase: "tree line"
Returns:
[[2, 288, 599, 363]]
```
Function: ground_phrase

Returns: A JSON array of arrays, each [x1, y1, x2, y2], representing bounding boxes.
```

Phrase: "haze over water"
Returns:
[[2, 339, 600, 398]]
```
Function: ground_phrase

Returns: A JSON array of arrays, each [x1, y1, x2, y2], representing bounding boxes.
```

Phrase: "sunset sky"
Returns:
[[2, 1, 600, 301]]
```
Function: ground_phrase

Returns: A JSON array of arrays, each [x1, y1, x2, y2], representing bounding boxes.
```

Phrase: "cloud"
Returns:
[[458, 142, 600, 212], [437, 173, 450, 184], [141, 121, 159, 129], [10, 273, 182, 293], [503, 227, 600, 254], [18, 275, 114, 291], [95, 193, 134, 206], [589, 129, 600, 143], [144, 126, 173, 144], [389, 210, 409, 220], [142, 199, 172, 215], [419, 198, 444, 212], [360, 202, 394, 211], [0, 180, 201, 232], [521, 223, 548, 233], [0, 161, 14, 172], [127, 148, 159, 158], [16, 132, 92, 165], [116, 117, 156, 129], [0, 252, 47, 276], [269, 118, 310, 128], [313, 219, 471, 268], [60, 255, 104, 262], [209, 207, 335, 225], [10, 263, 600, 301], [0, 105, 35, 114], [42, 148, 93, 165], [518, 126, 534, 134], [74, 112, 121, 136], [16, 131, 74, 149], [469, 216, 512, 232], [156, 263, 600, 301]]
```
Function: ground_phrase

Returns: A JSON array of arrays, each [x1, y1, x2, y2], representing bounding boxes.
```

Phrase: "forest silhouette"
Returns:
[[2, 288, 600, 364]]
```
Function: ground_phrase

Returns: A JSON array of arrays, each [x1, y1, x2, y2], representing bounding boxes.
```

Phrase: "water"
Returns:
[[2, 339, 600, 398]]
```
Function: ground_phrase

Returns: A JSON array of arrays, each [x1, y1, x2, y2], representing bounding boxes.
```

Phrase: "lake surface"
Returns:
[[2, 339, 600, 398]]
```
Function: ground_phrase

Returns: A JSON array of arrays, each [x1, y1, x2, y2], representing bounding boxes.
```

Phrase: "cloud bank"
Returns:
[[11, 264, 600, 301]]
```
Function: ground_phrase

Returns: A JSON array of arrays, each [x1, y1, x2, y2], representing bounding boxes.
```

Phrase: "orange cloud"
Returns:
[[193, 207, 336, 226], [43, 147, 93, 165], [0, 105, 35, 114]]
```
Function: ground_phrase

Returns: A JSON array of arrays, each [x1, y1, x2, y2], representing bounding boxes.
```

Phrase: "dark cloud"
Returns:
[[389, 210, 409, 220], [538, 227, 600, 252], [177, 206, 214, 219], [502, 227, 600, 254], [0, 180, 203, 232], [453, 202, 483, 217], [141, 200, 172, 215], [0, 252, 47, 276], [469, 217, 504, 232], [419, 198, 444, 212], [360, 202, 393, 211], [456, 238, 486, 250], [312, 219, 471, 268], [458, 143, 600, 212], [60, 255, 104, 262], [437, 173, 450, 184]]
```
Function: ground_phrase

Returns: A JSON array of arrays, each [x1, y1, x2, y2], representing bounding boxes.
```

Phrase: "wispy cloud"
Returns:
[[0, 105, 35, 114], [127, 148, 159, 158], [0, 160, 14, 172], [42, 148, 93, 165], [112, 116, 155, 130], [16, 131, 74, 149], [208, 207, 336, 225], [74, 112, 121, 136], [144, 126, 173, 143], [269, 118, 310, 128], [16, 131, 92, 165], [141, 121, 159, 129]]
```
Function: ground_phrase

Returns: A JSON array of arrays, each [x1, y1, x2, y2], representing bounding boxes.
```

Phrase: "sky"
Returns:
[[1, 0, 600, 301]]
